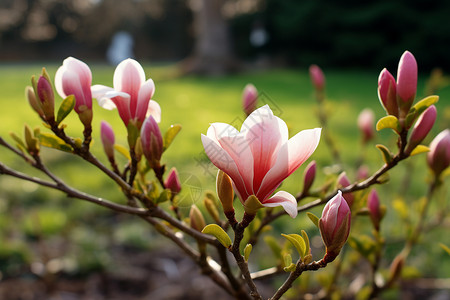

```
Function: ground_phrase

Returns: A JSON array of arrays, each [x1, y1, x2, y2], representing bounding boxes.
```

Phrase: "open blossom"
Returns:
[[92, 59, 161, 128], [427, 129, 450, 177], [55, 57, 93, 126], [201, 105, 321, 218]]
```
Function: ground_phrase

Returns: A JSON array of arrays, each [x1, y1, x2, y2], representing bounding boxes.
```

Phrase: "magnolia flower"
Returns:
[[427, 129, 450, 177], [405, 105, 437, 154], [367, 189, 382, 231], [397, 51, 418, 106], [100, 121, 115, 160], [165, 167, 182, 195], [302, 160, 316, 194], [55, 57, 93, 126], [309, 64, 325, 91], [141, 115, 163, 167], [357, 108, 375, 143], [378, 68, 398, 116], [242, 84, 258, 116], [92, 59, 161, 128], [337, 172, 354, 207], [201, 105, 321, 218]]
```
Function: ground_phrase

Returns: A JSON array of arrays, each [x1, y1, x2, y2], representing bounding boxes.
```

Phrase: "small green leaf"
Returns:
[[301, 230, 310, 255], [10, 132, 27, 150], [202, 224, 232, 248], [163, 124, 182, 152], [306, 212, 320, 227], [56, 95, 75, 125], [409, 145, 430, 157], [282, 233, 306, 258], [156, 189, 171, 204], [439, 243, 450, 255], [376, 144, 393, 164], [244, 195, 264, 215], [114, 144, 131, 160], [244, 244, 252, 262], [283, 263, 296, 272], [283, 253, 292, 268], [412, 95, 439, 115], [376, 115, 400, 132], [38, 133, 72, 152]]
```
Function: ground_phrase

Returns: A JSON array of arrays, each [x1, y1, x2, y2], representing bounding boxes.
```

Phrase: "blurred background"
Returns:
[[0, 1, 449, 299]]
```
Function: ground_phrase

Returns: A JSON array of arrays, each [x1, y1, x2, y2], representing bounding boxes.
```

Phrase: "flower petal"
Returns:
[[92, 85, 117, 110], [136, 79, 155, 123], [113, 59, 145, 116], [201, 134, 249, 203], [107, 92, 132, 125], [146, 100, 161, 123], [257, 128, 321, 199], [263, 191, 298, 218]]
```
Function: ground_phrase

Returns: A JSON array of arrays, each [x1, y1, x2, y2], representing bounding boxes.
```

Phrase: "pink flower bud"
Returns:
[[397, 51, 417, 114], [309, 64, 325, 91], [357, 108, 375, 143], [356, 165, 369, 181], [368, 189, 381, 231], [302, 160, 316, 194], [337, 172, 354, 207], [26, 86, 44, 118], [242, 84, 258, 116], [406, 105, 437, 154], [100, 121, 115, 159], [165, 167, 181, 195], [37, 75, 55, 121], [378, 68, 398, 116], [427, 129, 450, 177], [141, 115, 163, 166], [319, 191, 351, 262]]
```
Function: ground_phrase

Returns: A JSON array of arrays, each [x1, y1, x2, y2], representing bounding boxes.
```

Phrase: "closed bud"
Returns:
[[216, 170, 234, 213], [204, 196, 220, 223], [397, 51, 418, 117], [378, 68, 398, 116], [165, 168, 182, 195], [100, 121, 115, 160], [189, 205, 206, 232], [26, 86, 44, 118], [405, 105, 437, 155], [140, 116, 163, 167], [242, 84, 258, 116], [302, 160, 316, 194], [427, 129, 450, 177], [357, 108, 375, 144], [337, 172, 354, 207], [368, 189, 382, 231], [319, 191, 351, 263], [356, 165, 369, 181], [309, 64, 325, 91], [36, 72, 55, 122]]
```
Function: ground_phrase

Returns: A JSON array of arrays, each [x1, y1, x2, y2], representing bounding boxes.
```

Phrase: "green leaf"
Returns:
[[38, 133, 72, 152], [439, 243, 450, 255], [306, 212, 320, 227], [244, 195, 264, 215], [10, 132, 27, 150], [264, 236, 283, 261], [163, 124, 182, 152], [156, 189, 171, 204], [376, 144, 393, 164], [283, 253, 292, 268], [283, 263, 296, 272], [282, 233, 306, 258], [114, 144, 131, 160], [301, 230, 310, 255], [244, 244, 252, 262], [412, 95, 439, 115], [376, 115, 400, 132], [202, 224, 232, 248], [409, 145, 430, 157], [56, 95, 75, 125]]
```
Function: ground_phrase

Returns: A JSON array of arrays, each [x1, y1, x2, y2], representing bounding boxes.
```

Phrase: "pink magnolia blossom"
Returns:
[[141, 115, 163, 166], [427, 129, 450, 177], [55, 57, 93, 125], [100, 121, 115, 159], [242, 84, 258, 116], [165, 167, 182, 195], [337, 172, 354, 207], [367, 189, 381, 231], [357, 108, 375, 143], [302, 160, 316, 194], [378, 68, 398, 116], [406, 105, 437, 154], [309, 64, 325, 91], [319, 191, 351, 261], [201, 105, 321, 218], [92, 59, 161, 128], [397, 51, 418, 106]]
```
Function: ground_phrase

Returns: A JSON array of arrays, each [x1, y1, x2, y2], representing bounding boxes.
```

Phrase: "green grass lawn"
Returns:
[[0, 62, 449, 283]]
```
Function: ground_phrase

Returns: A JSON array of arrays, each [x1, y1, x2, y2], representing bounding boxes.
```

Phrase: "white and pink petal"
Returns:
[[262, 191, 298, 218]]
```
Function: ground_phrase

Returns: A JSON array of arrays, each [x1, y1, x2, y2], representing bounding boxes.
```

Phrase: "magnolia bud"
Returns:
[[26, 86, 44, 118], [356, 165, 369, 181], [405, 105, 437, 155], [357, 108, 375, 144], [378, 68, 398, 116], [309, 64, 325, 91], [36, 74, 55, 122], [397, 51, 417, 117], [242, 84, 258, 116], [337, 172, 354, 207], [368, 189, 382, 231], [302, 160, 316, 194], [319, 191, 351, 263], [427, 129, 450, 177], [216, 170, 234, 213], [100, 121, 115, 160], [189, 205, 206, 232], [165, 167, 182, 195], [140, 116, 163, 167]]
